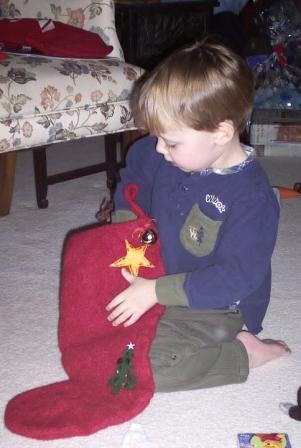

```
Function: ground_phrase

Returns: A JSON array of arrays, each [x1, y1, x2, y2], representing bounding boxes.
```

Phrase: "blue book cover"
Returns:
[[238, 433, 292, 448]]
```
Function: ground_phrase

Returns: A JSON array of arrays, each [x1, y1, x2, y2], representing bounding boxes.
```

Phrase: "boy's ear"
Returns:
[[214, 121, 235, 145]]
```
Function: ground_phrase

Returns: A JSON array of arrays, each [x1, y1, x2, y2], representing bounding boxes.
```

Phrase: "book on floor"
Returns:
[[237, 432, 292, 448]]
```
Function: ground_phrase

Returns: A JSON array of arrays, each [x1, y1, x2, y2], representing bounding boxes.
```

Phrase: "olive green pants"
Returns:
[[149, 306, 249, 392]]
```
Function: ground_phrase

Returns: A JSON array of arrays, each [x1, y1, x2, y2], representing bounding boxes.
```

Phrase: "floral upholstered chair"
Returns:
[[0, 0, 144, 216]]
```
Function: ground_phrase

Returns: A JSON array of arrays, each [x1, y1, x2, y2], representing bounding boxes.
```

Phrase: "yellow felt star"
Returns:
[[110, 240, 154, 276]]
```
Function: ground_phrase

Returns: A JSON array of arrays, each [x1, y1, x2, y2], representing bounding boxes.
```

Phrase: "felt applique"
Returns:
[[110, 240, 154, 276], [109, 342, 137, 394]]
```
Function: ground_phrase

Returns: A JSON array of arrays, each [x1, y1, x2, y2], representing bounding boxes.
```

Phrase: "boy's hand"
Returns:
[[106, 268, 158, 327]]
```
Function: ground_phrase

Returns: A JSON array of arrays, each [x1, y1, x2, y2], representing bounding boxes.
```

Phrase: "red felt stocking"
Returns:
[[5, 184, 165, 440]]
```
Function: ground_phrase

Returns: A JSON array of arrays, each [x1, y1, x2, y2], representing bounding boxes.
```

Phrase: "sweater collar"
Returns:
[[196, 144, 255, 177]]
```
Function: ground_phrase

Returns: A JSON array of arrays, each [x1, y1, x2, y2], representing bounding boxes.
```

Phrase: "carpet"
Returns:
[[1, 137, 301, 448]]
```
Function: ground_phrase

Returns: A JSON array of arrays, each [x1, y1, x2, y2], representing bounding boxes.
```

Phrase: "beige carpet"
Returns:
[[1, 137, 301, 448]]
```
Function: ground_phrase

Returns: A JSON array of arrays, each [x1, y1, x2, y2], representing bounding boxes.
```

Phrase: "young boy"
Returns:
[[106, 38, 290, 392]]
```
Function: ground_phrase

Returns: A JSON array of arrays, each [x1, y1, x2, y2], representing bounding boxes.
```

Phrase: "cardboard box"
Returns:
[[250, 123, 301, 156]]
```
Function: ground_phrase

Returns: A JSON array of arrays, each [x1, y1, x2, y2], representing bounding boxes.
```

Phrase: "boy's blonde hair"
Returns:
[[131, 37, 254, 135]]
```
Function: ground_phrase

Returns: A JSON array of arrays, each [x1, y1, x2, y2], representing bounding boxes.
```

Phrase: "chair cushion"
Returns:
[[0, 19, 113, 58], [0, 52, 144, 152], [0, 0, 123, 59]]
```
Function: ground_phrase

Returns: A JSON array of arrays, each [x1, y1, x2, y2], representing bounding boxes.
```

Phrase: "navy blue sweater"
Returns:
[[114, 136, 280, 334]]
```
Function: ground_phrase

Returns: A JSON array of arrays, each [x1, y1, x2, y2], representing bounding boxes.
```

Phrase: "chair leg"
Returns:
[[103, 130, 145, 199], [30, 132, 145, 211], [0, 152, 17, 217], [104, 134, 119, 197], [32, 147, 49, 209]]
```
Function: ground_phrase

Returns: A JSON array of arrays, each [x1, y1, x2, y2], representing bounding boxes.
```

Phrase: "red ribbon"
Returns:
[[273, 44, 288, 67]]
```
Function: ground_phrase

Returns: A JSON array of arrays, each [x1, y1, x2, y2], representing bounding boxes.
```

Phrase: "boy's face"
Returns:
[[156, 127, 224, 172]]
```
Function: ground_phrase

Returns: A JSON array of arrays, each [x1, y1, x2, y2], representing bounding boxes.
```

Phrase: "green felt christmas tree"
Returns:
[[109, 343, 137, 394]]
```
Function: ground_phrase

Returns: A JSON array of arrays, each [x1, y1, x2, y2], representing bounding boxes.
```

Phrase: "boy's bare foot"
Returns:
[[236, 331, 291, 368]]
